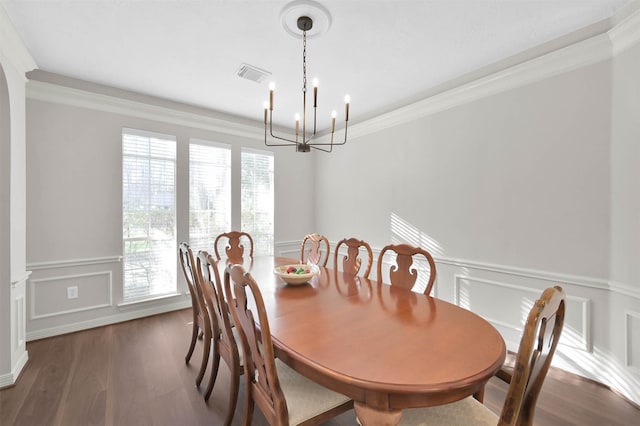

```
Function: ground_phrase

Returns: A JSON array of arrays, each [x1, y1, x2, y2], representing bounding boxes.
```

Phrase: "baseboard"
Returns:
[[0, 349, 29, 389], [26, 299, 190, 341]]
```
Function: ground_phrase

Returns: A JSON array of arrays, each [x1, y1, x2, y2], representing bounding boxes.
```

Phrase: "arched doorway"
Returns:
[[0, 60, 13, 385], [0, 63, 12, 378], [0, 63, 10, 280]]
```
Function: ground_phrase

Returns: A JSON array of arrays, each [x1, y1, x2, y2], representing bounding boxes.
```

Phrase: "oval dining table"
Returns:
[[225, 256, 506, 426]]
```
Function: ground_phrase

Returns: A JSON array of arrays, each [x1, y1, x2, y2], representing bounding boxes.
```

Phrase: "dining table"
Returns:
[[225, 256, 506, 426]]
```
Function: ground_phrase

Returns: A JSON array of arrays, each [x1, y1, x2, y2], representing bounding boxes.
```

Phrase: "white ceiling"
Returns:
[[1, 0, 634, 131]]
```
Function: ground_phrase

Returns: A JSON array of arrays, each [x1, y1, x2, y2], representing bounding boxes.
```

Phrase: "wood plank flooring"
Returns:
[[1, 309, 638, 425]]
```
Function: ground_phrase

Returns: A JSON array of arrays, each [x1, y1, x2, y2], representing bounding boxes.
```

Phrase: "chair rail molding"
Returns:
[[27, 255, 122, 270]]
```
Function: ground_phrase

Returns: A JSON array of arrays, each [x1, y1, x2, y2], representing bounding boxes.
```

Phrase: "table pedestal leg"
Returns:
[[354, 402, 402, 426]]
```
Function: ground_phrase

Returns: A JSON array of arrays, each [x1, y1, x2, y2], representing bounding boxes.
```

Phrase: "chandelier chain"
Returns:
[[302, 30, 307, 93]]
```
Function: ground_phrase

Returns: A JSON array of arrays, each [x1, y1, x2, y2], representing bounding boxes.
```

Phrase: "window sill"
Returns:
[[118, 292, 185, 311]]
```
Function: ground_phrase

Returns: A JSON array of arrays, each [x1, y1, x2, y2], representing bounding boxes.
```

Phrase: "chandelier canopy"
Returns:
[[264, 4, 349, 153]]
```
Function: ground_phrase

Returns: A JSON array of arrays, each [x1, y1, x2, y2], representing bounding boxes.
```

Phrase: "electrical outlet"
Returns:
[[67, 286, 78, 299]]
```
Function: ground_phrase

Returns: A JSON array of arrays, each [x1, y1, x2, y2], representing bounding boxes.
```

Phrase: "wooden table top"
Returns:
[[233, 256, 506, 424]]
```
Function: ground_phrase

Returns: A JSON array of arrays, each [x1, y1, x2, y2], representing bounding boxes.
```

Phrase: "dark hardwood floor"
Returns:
[[1, 309, 638, 425]]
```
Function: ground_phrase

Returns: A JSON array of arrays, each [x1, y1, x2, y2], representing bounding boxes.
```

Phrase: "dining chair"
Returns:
[[300, 232, 330, 267], [399, 285, 566, 426], [196, 251, 243, 426], [214, 231, 254, 265], [376, 243, 437, 295], [333, 237, 374, 278], [223, 264, 354, 425], [178, 242, 212, 387]]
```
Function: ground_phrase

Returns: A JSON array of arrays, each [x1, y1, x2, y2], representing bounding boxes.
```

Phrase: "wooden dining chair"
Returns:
[[223, 264, 354, 426], [399, 286, 566, 426], [376, 243, 437, 295], [300, 232, 330, 267], [178, 242, 212, 387], [214, 231, 254, 264], [196, 251, 243, 426], [333, 237, 374, 278]]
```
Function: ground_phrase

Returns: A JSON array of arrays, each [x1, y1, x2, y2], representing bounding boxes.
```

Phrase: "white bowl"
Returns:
[[274, 264, 320, 285]]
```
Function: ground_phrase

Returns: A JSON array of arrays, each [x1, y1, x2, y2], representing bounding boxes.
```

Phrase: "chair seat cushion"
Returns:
[[231, 325, 244, 365], [400, 396, 498, 426], [276, 359, 352, 425]]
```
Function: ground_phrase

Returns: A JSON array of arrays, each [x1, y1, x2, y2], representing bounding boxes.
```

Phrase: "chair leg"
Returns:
[[473, 385, 485, 403], [242, 381, 253, 426], [223, 364, 240, 426], [185, 323, 199, 364], [204, 350, 221, 401], [196, 333, 211, 387]]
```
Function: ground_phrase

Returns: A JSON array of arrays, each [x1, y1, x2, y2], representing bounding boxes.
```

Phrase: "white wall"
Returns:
[[315, 11, 640, 405], [610, 34, 640, 404], [23, 73, 315, 339]]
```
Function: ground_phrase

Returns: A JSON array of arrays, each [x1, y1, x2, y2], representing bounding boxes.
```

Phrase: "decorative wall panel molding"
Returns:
[[437, 256, 608, 291], [626, 310, 640, 373], [30, 271, 113, 319], [7, 274, 29, 388], [454, 275, 592, 352]]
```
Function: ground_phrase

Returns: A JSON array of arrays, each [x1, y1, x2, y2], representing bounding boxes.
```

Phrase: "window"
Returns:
[[241, 148, 274, 255], [189, 141, 231, 252], [122, 129, 176, 301]]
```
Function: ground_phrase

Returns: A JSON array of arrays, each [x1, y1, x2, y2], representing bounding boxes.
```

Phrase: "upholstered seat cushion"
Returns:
[[231, 325, 244, 365], [399, 396, 498, 426], [276, 359, 352, 425]]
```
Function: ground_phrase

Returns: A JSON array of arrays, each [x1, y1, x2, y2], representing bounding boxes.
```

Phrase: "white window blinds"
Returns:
[[241, 148, 274, 255], [189, 141, 231, 253], [122, 129, 176, 301]]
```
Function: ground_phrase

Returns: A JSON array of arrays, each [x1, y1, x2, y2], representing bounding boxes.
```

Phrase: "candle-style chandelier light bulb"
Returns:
[[264, 15, 349, 153]]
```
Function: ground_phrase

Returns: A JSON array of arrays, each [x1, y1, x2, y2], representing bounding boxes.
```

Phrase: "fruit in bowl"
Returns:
[[274, 263, 320, 285]]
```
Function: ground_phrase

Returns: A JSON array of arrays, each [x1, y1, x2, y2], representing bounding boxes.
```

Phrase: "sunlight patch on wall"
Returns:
[[390, 212, 444, 256]]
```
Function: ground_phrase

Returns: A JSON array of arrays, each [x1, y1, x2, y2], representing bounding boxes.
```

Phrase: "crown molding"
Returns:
[[23, 6, 640, 145], [349, 7, 640, 140], [0, 5, 37, 77], [26, 79, 265, 140], [608, 6, 640, 56], [349, 31, 612, 140]]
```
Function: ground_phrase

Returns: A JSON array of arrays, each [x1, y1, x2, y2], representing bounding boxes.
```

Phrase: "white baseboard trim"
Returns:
[[26, 299, 190, 341], [0, 349, 28, 389]]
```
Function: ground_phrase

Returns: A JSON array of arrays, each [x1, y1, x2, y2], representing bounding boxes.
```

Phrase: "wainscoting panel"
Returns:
[[626, 311, 640, 373], [453, 275, 591, 352], [30, 271, 113, 319]]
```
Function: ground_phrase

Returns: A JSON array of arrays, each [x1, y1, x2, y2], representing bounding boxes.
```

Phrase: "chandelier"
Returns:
[[264, 11, 349, 153]]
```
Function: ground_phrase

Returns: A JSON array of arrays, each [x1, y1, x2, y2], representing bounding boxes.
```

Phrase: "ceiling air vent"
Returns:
[[237, 63, 271, 83]]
